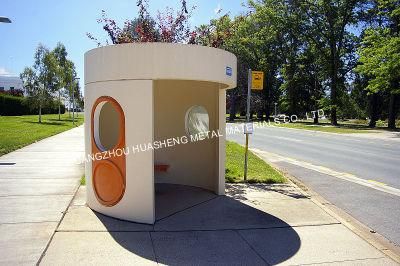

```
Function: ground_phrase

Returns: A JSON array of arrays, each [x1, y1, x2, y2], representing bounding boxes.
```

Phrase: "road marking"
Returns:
[[251, 148, 400, 197], [272, 136, 303, 142], [368, 179, 387, 186]]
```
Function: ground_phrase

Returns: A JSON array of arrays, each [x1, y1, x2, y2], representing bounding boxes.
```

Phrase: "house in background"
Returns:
[[0, 75, 24, 93]]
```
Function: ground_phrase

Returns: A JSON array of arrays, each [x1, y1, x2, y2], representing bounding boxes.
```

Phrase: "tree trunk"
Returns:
[[58, 90, 61, 121], [329, 39, 338, 126], [39, 104, 42, 123], [369, 93, 378, 128], [313, 75, 319, 124], [264, 103, 270, 122], [229, 94, 236, 122], [330, 86, 338, 126], [313, 112, 319, 124], [69, 94, 71, 118], [388, 93, 398, 129], [263, 78, 270, 122], [39, 85, 43, 124]]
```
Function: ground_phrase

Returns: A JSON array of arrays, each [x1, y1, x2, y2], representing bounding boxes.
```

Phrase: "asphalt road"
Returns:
[[227, 123, 400, 247]]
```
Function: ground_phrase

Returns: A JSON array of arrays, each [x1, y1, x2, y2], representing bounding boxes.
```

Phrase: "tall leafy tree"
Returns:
[[53, 42, 68, 120], [192, 14, 254, 120], [243, 1, 284, 120], [356, 0, 400, 129], [297, 0, 363, 125], [20, 67, 39, 107], [20, 44, 58, 123], [63, 60, 77, 117]]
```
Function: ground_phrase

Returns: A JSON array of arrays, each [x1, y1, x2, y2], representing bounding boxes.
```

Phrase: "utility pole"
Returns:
[[72, 84, 75, 125], [72, 77, 80, 125]]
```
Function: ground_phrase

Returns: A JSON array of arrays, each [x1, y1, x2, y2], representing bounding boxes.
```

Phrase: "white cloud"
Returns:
[[214, 3, 222, 15], [0, 67, 13, 76]]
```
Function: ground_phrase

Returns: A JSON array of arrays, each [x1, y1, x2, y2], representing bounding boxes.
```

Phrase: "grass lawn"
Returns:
[[225, 141, 286, 183], [0, 113, 84, 156], [80, 175, 86, 186]]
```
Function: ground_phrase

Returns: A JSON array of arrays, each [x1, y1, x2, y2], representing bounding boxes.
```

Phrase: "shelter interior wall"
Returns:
[[153, 80, 220, 192]]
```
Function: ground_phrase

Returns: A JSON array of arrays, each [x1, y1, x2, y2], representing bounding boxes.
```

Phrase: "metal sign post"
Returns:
[[244, 69, 252, 181], [244, 70, 264, 181]]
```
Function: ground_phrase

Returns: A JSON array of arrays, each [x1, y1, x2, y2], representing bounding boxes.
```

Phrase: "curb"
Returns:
[[280, 169, 400, 264]]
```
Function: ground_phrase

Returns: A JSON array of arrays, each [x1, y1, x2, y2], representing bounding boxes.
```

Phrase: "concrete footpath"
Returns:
[[41, 183, 398, 265], [0, 126, 85, 265]]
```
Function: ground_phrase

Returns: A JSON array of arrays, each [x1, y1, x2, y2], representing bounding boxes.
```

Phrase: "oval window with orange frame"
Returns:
[[91, 96, 126, 207]]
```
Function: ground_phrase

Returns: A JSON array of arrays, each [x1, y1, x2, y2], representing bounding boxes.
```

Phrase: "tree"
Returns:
[[192, 14, 249, 121], [20, 67, 38, 106], [356, 0, 400, 129], [63, 60, 77, 117], [297, 0, 363, 125], [241, 2, 284, 121], [357, 28, 400, 128], [20, 44, 58, 123], [87, 0, 195, 46], [197, 1, 327, 123], [52, 43, 69, 120], [198, 9, 285, 121]]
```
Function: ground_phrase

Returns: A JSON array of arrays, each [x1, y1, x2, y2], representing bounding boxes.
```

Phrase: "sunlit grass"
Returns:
[[0, 113, 84, 156], [225, 141, 286, 183]]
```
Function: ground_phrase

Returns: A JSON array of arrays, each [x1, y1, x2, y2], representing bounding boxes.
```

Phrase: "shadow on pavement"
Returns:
[[95, 184, 301, 265], [226, 183, 309, 201]]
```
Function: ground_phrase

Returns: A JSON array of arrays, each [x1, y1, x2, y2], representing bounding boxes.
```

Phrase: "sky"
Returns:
[[0, 0, 245, 91]]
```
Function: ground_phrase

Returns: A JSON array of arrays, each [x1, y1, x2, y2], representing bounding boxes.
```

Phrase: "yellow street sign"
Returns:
[[252, 71, 264, 90]]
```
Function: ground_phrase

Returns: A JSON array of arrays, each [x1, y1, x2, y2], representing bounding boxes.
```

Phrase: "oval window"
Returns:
[[185, 105, 209, 136], [93, 101, 121, 151]]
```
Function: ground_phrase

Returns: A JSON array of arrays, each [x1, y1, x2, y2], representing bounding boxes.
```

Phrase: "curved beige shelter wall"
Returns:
[[85, 43, 237, 89], [85, 43, 237, 224]]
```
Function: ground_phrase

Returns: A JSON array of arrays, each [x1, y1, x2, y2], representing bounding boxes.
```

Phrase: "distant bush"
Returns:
[[351, 119, 369, 125], [40, 99, 66, 115], [0, 94, 65, 116], [0, 94, 29, 115], [376, 120, 387, 127]]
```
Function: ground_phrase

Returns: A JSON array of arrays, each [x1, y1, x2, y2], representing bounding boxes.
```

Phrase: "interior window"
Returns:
[[185, 105, 209, 136]]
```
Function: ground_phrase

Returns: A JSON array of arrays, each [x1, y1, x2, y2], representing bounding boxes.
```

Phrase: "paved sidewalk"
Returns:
[[0, 126, 85, 265], [343, 131, 400, 141], [41, 183, 398, 265]]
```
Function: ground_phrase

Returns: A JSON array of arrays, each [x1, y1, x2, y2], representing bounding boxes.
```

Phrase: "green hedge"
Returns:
[[0, 94, 65, 116], [0, 95, 29, 115]]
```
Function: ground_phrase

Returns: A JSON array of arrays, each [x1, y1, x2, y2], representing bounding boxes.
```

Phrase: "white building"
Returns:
[[0, 76, 24, 92]]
